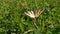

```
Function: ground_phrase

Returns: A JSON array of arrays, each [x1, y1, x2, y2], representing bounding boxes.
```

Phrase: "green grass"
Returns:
[[0, 0, 60, 34]]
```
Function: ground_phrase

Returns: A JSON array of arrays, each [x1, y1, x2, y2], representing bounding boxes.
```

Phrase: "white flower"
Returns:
[[24, 9, 45, 19], [25, 11, 35, 18]]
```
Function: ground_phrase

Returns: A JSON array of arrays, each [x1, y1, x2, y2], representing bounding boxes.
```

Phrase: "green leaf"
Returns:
[[19, 23, 24, 32]]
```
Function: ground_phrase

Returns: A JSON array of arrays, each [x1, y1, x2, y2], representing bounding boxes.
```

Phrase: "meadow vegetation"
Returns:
[[0, 0, 60, 34]]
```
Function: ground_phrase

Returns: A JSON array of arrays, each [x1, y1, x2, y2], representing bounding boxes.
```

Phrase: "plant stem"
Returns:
[[33, 18, 38, 29], [23, 29, 35, 34]]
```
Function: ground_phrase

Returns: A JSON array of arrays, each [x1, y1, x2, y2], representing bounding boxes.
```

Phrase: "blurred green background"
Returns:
[[0, 0, 60, 34]]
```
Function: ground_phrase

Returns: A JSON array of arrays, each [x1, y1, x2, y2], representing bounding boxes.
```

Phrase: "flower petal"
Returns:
[[27, 11, 32, 15], [25, 12, 30, 16]]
